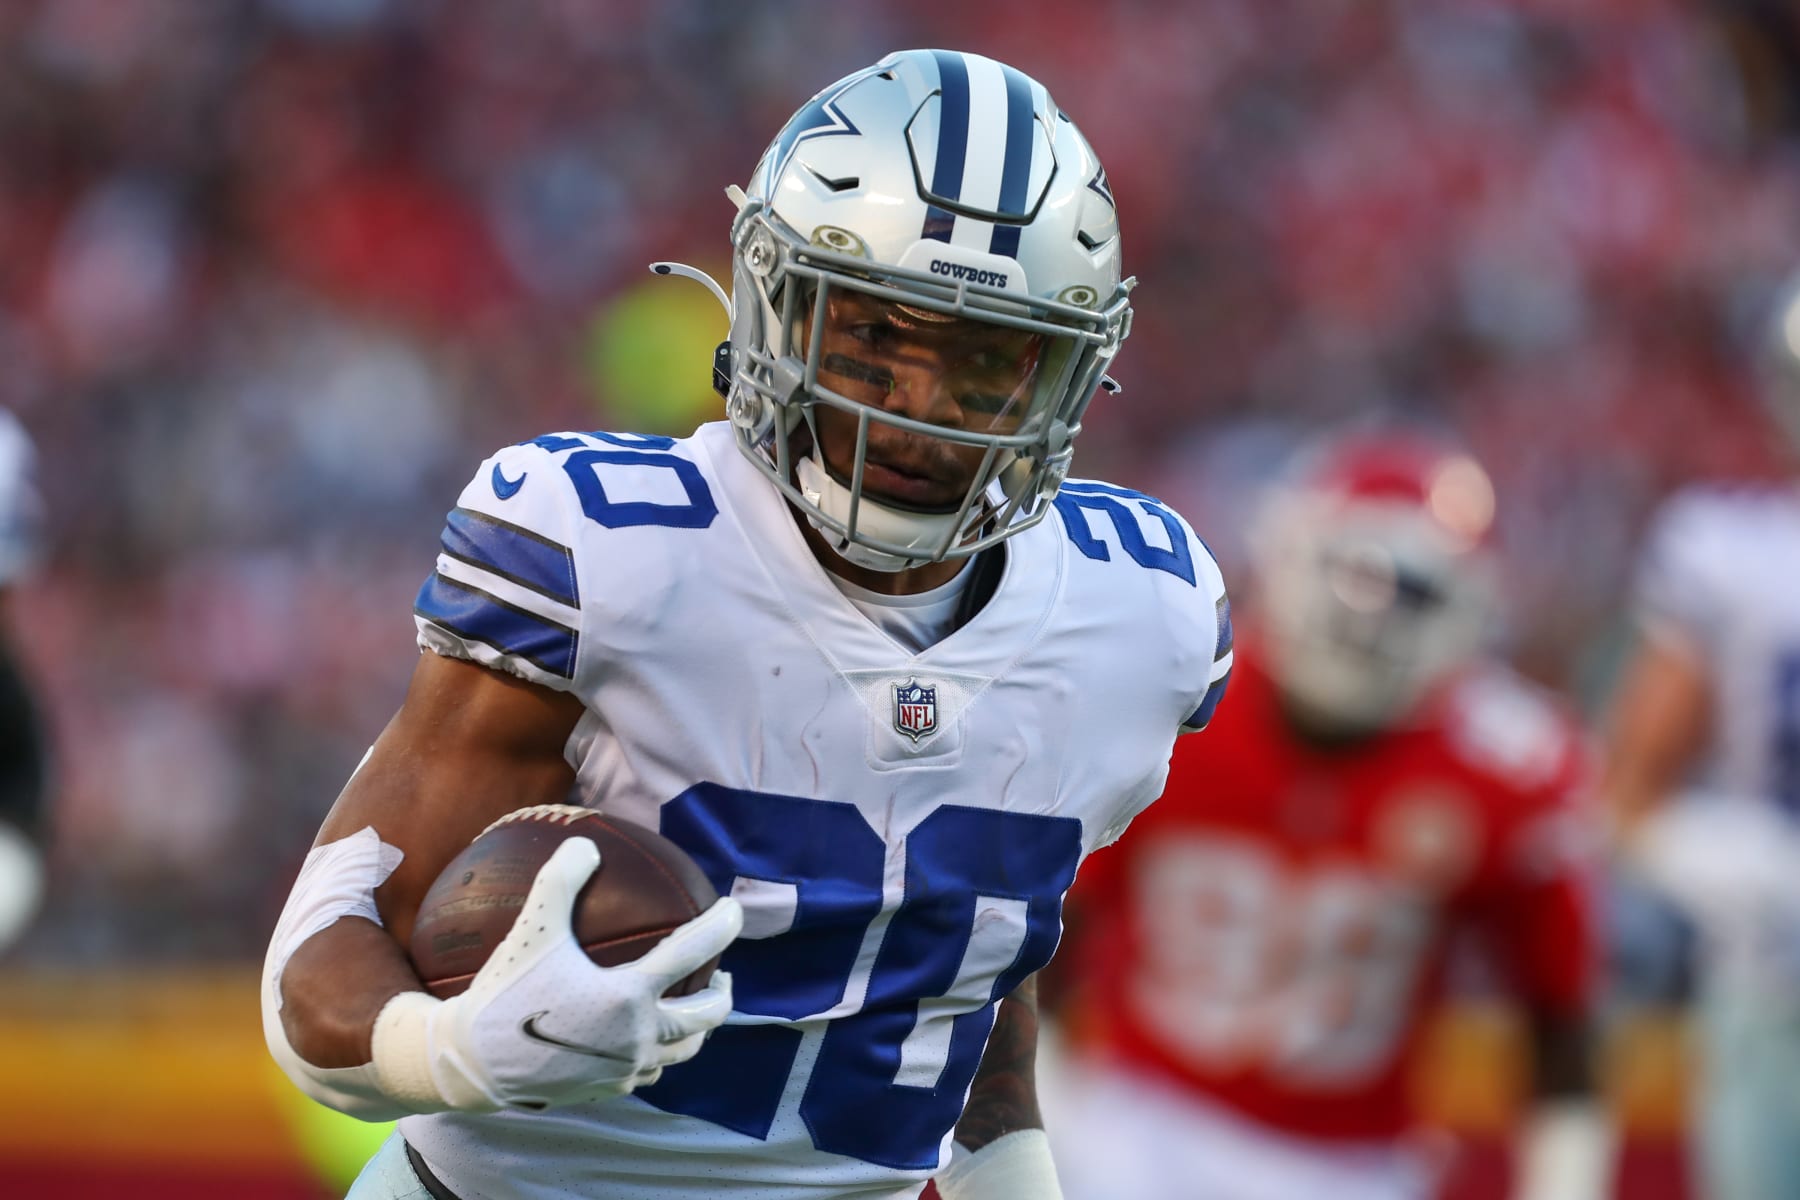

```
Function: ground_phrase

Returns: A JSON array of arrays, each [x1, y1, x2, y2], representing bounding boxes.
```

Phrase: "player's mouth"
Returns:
[[860, 456, 963, 510]]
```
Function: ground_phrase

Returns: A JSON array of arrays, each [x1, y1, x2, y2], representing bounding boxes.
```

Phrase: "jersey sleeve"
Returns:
[[413, 438, 587, 692], [1180, 535, 1233, 734], [1050, 479, 1232, 739], [1633, 489, 1728, 662]]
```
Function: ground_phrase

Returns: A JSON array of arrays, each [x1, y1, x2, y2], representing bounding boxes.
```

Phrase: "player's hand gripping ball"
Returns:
[[410, 805, 721, 1000]]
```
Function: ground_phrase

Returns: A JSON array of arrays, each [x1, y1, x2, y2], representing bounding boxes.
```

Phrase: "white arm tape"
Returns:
[[1513, 1099, 1615, 1200], [261, 824, 414, 1120], [936, 1130, 1063, 1200], [370, 989, 482, 1112]]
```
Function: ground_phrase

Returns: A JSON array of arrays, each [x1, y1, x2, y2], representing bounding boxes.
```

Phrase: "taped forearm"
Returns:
[[936, 1130, 1063, 1200], [262, 988, 416, 1121], [940, 977, 1063, 1197], [953, 978, 1044, 1150], [369, 990, 494, 1112], [261, 825, 420, 1119]]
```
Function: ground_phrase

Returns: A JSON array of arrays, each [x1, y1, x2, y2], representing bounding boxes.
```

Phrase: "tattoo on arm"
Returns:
[[953, 974, 1043, 1152]]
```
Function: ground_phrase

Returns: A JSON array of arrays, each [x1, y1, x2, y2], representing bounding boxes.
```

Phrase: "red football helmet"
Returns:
[[1250, 434, 1497, 734]]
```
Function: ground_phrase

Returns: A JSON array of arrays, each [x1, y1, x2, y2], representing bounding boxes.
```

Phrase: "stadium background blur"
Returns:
[[0, 0, 1792, 1195]]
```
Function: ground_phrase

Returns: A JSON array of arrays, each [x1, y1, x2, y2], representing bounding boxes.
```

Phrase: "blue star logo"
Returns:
[[1086, 166, 1115, 209], [768, 69, 874, 185]]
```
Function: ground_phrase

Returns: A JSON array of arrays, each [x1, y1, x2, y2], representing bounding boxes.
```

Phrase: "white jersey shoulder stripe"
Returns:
[[438, 504, 579, 607]]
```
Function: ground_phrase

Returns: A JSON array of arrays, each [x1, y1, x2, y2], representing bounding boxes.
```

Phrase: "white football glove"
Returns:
[[372, 836, 741, 1113]]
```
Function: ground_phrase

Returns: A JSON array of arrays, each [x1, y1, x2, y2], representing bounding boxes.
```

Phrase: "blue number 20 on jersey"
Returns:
[[639, 785, 1082, 1171]]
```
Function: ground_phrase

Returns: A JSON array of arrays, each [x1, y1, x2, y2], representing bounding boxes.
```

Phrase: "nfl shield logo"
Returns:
[[892, 678, 939, 743]]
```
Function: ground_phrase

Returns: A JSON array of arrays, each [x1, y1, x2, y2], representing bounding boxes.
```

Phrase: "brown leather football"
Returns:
[[408, 804, 721, 1000]]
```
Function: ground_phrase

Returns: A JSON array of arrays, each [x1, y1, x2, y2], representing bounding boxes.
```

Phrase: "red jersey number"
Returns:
[[1124, 834, 1434, 1088]]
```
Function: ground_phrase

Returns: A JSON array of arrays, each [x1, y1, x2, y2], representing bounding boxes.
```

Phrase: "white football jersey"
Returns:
[[400, 422, 1230, 1199], [1635, 484, 1800, 807], [1632, 484, 1800, 993]]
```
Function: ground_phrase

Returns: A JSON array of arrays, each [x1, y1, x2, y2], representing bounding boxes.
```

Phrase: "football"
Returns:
[[408, 804, 721, 1000]]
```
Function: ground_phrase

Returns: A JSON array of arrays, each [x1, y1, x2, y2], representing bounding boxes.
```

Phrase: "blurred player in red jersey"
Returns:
[[1050, 435, 1611, 1200]]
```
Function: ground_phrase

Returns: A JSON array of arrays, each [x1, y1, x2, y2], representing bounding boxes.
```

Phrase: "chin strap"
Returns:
[[795, 455, 959, 573]]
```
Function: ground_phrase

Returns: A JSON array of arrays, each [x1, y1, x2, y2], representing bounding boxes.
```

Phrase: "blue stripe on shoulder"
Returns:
[[1060, 480, 1157, 500], [440, 507, 578, 608], [1184, 669, 1231, 731], [415, 573, 579, 679]]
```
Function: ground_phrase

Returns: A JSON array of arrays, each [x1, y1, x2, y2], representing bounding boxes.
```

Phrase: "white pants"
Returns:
[[1634, 797, 1800, 1200], [1696, 984, 1800, 1200], [345, 1133, 437, 1200], [1045, 1060, 1429, 1200]]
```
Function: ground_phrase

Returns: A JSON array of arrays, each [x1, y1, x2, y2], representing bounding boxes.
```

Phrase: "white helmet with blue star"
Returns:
[[666, 49, 1133, 572]]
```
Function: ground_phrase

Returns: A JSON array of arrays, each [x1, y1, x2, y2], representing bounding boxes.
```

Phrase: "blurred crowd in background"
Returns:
[[1, 0, 1798, 965]]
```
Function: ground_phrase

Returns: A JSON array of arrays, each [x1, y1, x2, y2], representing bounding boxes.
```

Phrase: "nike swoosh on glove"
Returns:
[[372, 837, 743, 1113]]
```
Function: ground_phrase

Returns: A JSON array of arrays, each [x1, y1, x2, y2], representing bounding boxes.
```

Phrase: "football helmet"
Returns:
[[1250, 435, 1497, 734], [699, 49, 1132, 571]]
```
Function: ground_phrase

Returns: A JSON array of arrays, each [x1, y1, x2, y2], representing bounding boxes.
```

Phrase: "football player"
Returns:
[[1601, 274, 1800, 1200], [1051, 436, 1610, 1200], [0, 408, 47, 955], [261, 49, 1230, 1200]]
